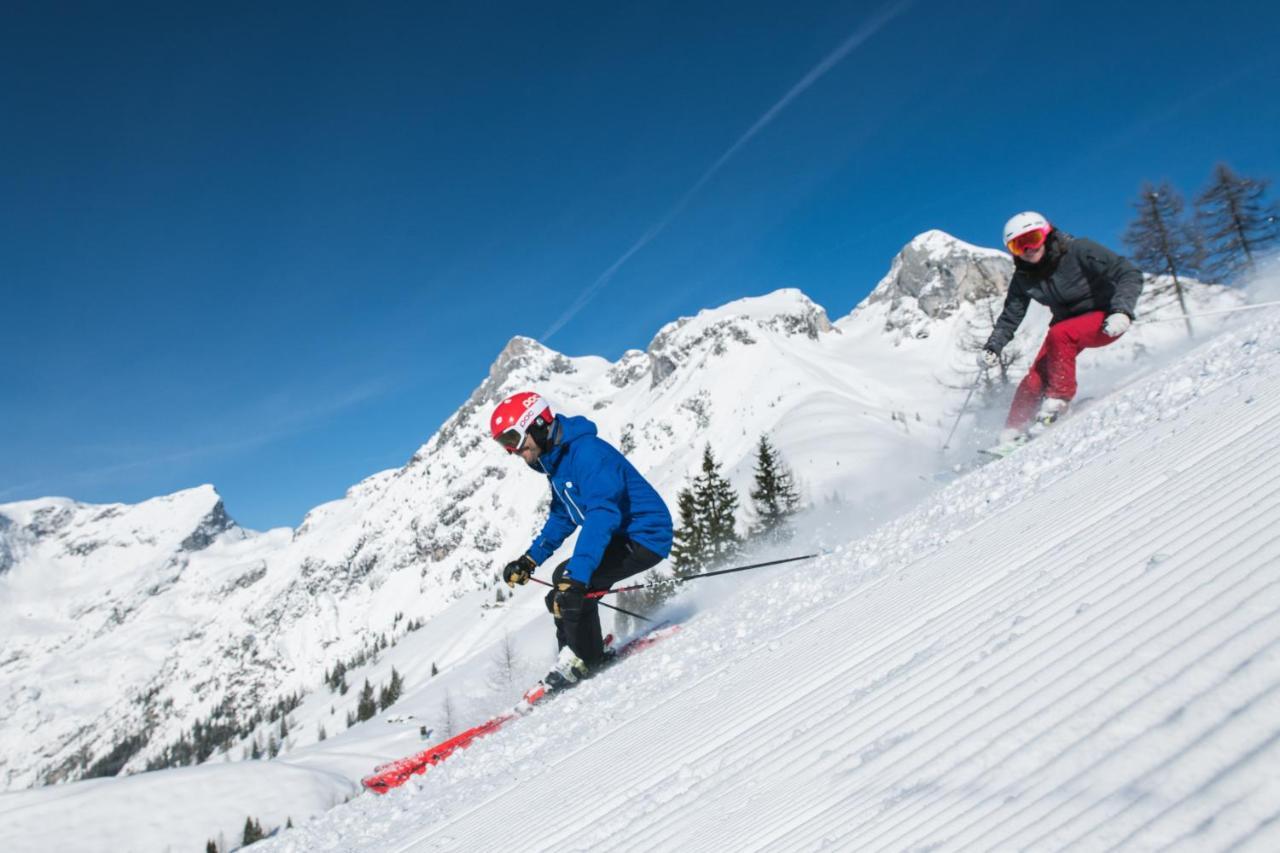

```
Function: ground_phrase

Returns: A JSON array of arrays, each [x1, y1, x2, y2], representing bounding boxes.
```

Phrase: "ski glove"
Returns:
[[979, 348, 1000, 368], [503, 554, 537, 587], [1103, 313, 1131, 337], [552, 577, 588, 622]]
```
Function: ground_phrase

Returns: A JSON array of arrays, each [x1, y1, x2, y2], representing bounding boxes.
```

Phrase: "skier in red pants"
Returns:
[[981, 212, 1144, 451]]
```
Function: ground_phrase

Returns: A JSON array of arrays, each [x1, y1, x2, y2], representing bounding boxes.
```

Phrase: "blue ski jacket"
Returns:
[[526, 415, 672, 583]]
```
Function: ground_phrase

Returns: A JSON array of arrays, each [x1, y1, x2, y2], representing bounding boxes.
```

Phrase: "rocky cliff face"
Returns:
[[862, 230, 1012, 339]]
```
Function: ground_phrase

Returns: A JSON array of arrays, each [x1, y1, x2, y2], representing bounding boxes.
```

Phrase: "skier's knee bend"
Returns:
[[545, 560, 571, 614], [1045, 322, 1075, 346]]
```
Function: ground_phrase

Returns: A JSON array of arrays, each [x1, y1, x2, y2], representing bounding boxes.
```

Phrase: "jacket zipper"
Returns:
[[541, 450, 586, 523], [547, 475, 584, 525], [559, 481, 585, 523]]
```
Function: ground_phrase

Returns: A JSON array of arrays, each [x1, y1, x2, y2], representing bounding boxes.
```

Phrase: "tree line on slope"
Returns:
[[204, 814, 295, 852], [76, 615, 427, 786], [615, 434, 803, 632], [1123, 163, 1278, 336]]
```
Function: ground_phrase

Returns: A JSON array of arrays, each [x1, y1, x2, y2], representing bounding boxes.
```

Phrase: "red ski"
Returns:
[[361, 624, 680, 794]]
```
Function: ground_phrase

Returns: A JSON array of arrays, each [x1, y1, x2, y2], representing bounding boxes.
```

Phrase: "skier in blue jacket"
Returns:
[[491, 391, 673, 690]]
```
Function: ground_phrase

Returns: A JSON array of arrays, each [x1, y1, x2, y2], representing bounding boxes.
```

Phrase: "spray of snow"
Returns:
[[1244, 251, 1280, 305]]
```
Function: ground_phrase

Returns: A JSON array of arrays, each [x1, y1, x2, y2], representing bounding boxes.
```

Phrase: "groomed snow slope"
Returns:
[[261, 311, 1280, 852]]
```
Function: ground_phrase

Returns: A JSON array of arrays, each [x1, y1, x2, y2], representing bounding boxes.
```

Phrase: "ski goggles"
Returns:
[[493, 428, 526, 453], [1007, 227, 1050, 256]]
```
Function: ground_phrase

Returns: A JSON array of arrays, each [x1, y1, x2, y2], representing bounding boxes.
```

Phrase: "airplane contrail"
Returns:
[[540, 0, 915, 342]]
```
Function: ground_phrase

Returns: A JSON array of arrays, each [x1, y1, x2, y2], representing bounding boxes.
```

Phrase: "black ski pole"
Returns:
[[943, 373, 981, 451], [591, 552, 820, 598], [529, 576, 653, 623]]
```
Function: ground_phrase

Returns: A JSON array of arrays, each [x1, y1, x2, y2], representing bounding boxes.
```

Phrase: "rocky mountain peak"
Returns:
[[411, 336, 581, 463], [179, 497, 239, 552], [468, 336, 576, 409], [860, 230, 1013, 337], [644, 289, 834, 387]]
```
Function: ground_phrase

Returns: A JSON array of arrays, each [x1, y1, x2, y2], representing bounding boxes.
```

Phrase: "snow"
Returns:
[[242, 308, 1279, 852], [909, 227, 1008, 260], [0, 761, 353, 853], [2, 231, 1276, 850]]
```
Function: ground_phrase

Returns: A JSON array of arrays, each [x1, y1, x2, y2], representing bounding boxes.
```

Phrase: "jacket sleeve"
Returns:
[[984, 278, 1030, 354], [527, 485, 576, 565], [1078, 238, 1145, 318], [564, 440, 626, 584]]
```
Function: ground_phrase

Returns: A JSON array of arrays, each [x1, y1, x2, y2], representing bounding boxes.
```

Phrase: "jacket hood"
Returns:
[[539, 414, 598, 473]]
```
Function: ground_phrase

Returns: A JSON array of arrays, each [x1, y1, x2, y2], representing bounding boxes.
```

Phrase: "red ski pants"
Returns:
[[1006, 311, 1120, 429]]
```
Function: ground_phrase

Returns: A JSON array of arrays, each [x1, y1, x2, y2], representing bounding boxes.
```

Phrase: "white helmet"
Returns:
[[1003, 211, 1051, 246]]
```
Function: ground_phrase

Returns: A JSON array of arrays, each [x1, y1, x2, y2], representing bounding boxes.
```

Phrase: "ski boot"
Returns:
[[1028, 397, 1069, 437], [982, 427, 1029, 459], [541, 646, 589, 693]]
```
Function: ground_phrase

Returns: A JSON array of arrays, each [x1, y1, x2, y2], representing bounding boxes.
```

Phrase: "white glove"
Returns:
[[978, 349, 1000, 368], [1103, 313, 1131, 337]]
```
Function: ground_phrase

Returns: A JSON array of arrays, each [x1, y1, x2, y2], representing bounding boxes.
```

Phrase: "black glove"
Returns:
[[552, 577, 588, 621], [502, 554, 537, 587]]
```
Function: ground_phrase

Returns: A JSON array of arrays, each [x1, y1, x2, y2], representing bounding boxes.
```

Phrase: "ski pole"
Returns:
[[942, 374, 981, 450], [529, 576, 653, 622], [591, 552, 820, 598], [1137, 300, 1280, 323]]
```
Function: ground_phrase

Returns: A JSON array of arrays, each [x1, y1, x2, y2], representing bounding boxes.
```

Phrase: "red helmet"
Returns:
[[489, 392, 555, 453]]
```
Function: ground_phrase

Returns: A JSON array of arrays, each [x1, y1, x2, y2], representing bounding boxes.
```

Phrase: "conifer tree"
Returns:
[[668, 486, 706, 578], [206, 841, 218, 853], [1124, 181, 1202, 337], [378, 667, 403, 710], [671, 445, 743, 575], [748, 435, 802, 543], [1195, 163, 1280, 282], [242, 816, 265, 846], [356, 679, 377, 722], [328, 661, 346, 692], [694, 444, 742, 569]]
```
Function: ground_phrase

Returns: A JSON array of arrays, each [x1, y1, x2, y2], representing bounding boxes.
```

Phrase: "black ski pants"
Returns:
[[545, 536, 663, 666]]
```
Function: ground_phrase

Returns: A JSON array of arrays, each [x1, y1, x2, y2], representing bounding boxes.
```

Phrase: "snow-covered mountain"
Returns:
[[260, 300, 1280, 853], [0, 231, 1251, 850]]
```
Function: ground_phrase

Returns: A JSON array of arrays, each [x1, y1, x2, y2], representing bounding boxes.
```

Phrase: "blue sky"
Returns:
[[3, 1, 1278, 529]]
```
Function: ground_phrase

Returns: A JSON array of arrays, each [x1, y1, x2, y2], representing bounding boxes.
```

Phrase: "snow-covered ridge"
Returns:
[[644, 288, 835, 386]]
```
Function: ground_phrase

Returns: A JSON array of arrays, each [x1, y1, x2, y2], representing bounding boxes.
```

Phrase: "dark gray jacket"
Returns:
[[984, 230, 1144, 354]]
